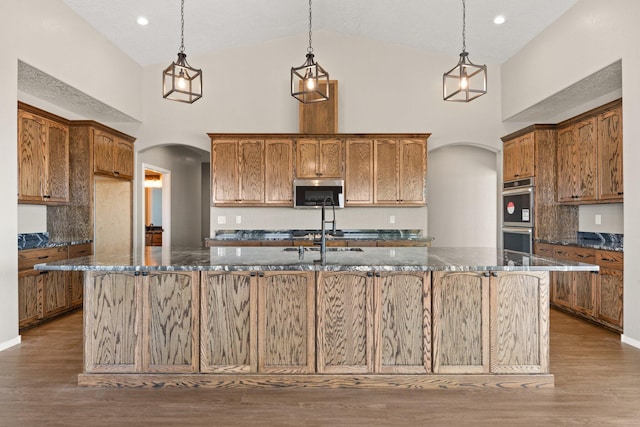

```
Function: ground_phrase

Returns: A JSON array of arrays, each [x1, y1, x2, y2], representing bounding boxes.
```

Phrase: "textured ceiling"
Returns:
[[60, 0, 578, 66]]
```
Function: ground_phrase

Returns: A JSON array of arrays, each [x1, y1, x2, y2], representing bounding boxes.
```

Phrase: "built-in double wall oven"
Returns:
[[502, 177, 534, 254]]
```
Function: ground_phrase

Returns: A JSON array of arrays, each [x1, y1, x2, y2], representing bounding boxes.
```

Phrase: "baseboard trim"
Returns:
[[621, 334, 640, 350], [0, 335, 21, 352]]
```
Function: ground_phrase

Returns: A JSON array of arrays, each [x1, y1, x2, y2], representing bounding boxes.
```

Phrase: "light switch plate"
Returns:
[[217, 216, 226, 224], [595, 214, 602, 225], [389, 215, 396, 224], [236, 216, 242, 224]]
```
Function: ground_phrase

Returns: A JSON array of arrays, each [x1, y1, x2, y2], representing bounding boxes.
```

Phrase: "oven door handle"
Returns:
[[502, 187, 533, 196], [502, 227, 533, 234]]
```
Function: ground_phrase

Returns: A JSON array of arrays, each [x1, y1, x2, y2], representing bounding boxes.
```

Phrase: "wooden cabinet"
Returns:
[[85, 271, 199, 373], [17, 104, 69, 204], [597, 103, 623, 201], [432, 271, 489, 374], [551, 246, 596, 316], [345, 139, 374, 205], [264, 139, 293, 205], [316, 272, 374, 373], [211, 139, 265, 205], [374, 139, 426, 205], [258, 271, 315, 373], [41, 270, 69, 318], [201, 272, 257, 373], [556, 118, 597, 203], [375, 272, 431, 373], [18, 270, 42, 329], [295, 138, 343, 178], [93, 129, 134, 180], [503, 133, 534, 182], [595, 250, 623, 329]]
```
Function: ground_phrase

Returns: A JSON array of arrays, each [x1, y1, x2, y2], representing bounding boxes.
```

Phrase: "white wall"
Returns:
[[501, 0, 640, 345], [427, 145, 498, 247], [579, 204, 624, 234]]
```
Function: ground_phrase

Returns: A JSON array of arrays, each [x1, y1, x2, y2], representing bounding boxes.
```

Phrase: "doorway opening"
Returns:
[[142, 164, 171, 247]]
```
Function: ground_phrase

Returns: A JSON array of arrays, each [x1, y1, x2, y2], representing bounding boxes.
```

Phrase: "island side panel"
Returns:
[[375, 272, 431, 374], [84, 271, 141, 373], [200, 271, 258, 373], [432, 271, 490, 374], [490, 271, 550, 374], [316, 272, 374, 374], [142, 272, 200, 373]]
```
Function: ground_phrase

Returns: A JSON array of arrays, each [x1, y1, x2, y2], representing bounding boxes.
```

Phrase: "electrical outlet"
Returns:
[[236, 215, 242, 224], [217, 216, 226, 225], [389, 215, 396, 224], [595, 214, 602, 225]]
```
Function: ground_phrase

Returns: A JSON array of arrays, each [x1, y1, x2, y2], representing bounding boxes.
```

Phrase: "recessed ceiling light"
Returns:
[[493, 15, 506, 25], [137, 16, 149, 26]]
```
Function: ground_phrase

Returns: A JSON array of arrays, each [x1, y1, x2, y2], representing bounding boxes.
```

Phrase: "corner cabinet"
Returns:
[[93, 129, 134, 180], [502, 132, 534, 181], [17, 103, 70, 204]]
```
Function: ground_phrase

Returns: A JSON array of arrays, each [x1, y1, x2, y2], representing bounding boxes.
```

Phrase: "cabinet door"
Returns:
[[69, 271, 84, 309], [143, 272, 199, 373], [317, 272, 374, 374], [597, 105, 623, 201], [211, 140, 239, 204], [432, 271, 489, 374], [264, 139, 293, 205], [84, 271, 141, 373], [17, 110, 46, 202], [374, 139, 399, 204], [93, 130, 115, 176], [318, 139, 342, 178], [574, 118, 597, 202], [295, 139, 319, 178], [573, 271, 596, 316], [18, 270, 43, 328], [503, 133, 534, 182], [551, 272, 573, 309], [238, 139, 264, 203], [597, 268, 623, 329], [490, 271, 549, 374], [345, 139, 374, 205], [201, 271, 257, 373], [258, 271, 315, 373], [114, 139, 134, 179], [399, 139, 426, 204], [556, 125, 575, 202], [42, 271, 69, 318], [375, 272, 431, 374], [44, 119, 69, 202]]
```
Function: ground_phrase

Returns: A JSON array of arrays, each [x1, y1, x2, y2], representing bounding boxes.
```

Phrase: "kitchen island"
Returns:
[[35, 246, 598, 389]]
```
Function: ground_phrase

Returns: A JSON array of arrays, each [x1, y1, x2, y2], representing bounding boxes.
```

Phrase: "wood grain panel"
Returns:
[[18, 271, 42, 328], [432, 272, 489, 374], [575, 118, 597, 201], [597, 104, 623, 200], [45, 120, 69, 202], [375, 272, 430, 374], [573, 271, 595, 316], [238, 140, 264, 203], [114, 139, 134, 179], [597, 268, 623, 328], [258, 272, 315, 373], [201, 272, 257, 373], [399, 139, 426, 204], [69, 271, 84, 308], [264, 139, 293, 205], [374, 139, 399, 203], [144, 272, 199, 373], [85, 272, 140, 373], [490, 271, 549, 374], [295, 139, 319, 178], [211, 140, 238, 204], [317, 272, 373, 374], [42, 271, 69, 317], [318, 139, 343, 178], [19, 246, 68, 271], [345, 139, 374, 205], [299, 80, 338, 133], [93, 130, 115, 175], [17, 110, 46, 201], [596, 250, 623, 270]]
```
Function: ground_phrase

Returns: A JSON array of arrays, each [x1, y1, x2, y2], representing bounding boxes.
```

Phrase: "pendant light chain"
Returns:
[[307, 0, 313, 53], [461, 0, 466, 53], [179, 0, 185, 53]]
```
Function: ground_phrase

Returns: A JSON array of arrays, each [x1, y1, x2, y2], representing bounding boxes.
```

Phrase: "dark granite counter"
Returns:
[[536, 232, 623, 252], [35, 246, 598, 273], [19, 233, 92, 250], [205, 229, 434, 244]]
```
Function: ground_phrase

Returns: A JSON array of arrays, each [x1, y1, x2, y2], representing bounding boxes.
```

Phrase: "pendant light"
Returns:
[[162, 0, 202, 103], [291, 0, 329, 103], [443, 0, 487, 102]]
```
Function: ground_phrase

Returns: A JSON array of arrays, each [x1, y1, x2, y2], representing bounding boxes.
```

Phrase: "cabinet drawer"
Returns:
[[553, 246, 595, 263], [69, 243, 93, 258], [19, 246, 68, 271], [534, 243, 555, 258], [596, 250, 623, 270]]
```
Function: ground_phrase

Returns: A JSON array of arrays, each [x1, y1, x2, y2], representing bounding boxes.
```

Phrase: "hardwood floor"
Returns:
[[1, 309, 639, 426]]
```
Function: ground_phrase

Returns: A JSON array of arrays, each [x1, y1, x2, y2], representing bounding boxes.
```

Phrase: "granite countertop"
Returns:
[[18, 233, 92, 251], [206, 229, 434, 242], [536, 232, 623, 252], [34, 246, 598, 273]]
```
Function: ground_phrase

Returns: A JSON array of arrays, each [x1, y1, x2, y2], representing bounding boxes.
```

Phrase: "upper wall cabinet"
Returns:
[[502, 133, 534, 182], [17, 103, 69, 204], [345, 139, 374, 205], [93, 129, 134, 180], [556, 99, 622, 204], [374, 139, 427, 205], [295, 138, 343, 179], [211, 139, 265, 205]]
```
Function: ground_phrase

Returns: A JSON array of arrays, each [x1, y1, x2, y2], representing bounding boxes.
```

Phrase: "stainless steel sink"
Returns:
[[283, 247, 364, 252]]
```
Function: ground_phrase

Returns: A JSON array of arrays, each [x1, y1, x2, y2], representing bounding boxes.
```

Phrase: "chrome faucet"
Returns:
[[315, 196, 336, 264]]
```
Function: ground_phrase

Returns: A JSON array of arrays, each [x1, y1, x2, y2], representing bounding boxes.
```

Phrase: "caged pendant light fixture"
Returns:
[[291, 0, 329, 103], [162, 0, 203, 103], [443, 0, 487, 102]]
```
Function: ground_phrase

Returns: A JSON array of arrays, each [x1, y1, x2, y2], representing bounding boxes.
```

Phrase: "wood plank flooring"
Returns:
[[1, 309, 639, 426]]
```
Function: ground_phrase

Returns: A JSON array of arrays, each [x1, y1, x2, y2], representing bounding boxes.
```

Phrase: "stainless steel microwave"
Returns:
[[293, 179, 344, 208]]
